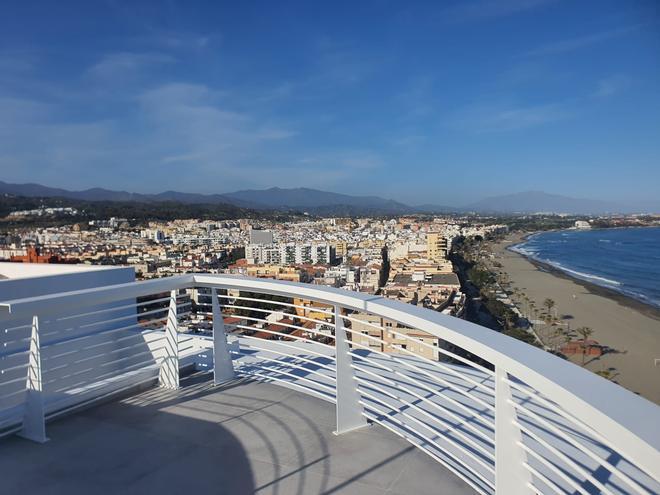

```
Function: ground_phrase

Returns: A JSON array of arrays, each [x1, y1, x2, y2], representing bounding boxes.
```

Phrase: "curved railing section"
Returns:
[[1, 274, 658, 495]]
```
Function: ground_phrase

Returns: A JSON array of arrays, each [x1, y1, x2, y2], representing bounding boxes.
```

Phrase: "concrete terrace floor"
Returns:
[[0, 374, 475, 495]]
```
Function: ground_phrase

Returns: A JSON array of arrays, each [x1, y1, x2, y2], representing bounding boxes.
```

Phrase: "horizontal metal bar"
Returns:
[[350, 361, 495, 449], [240, 335, 332, 360], [509, 398, 646, 495], [357, 388, 495, 491], [522, 461, 565, 495], [229, 323, 334, 348], [46, 350, 166, 393], [347, 348, 495, 437], [52, 294, 188, 324], [352, 371, 495, 464], [223, 313, 335, 340], [513, 419, 615, 495], [518, 441, 591, 495], [219, 303, 332, 328], [232, 358, 336, 393], [217, 293, 335, 317], [346, 339, 496, 421], [0, 275, 193, 316], [233, 367, 336, 403]]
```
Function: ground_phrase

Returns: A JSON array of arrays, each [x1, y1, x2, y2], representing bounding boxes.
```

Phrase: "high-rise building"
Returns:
[[426, 232, 448, 261], [333, 241, 348, 260]]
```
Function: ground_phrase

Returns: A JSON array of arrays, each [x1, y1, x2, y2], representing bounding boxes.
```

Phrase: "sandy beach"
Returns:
[[491, 233, 660, 404]]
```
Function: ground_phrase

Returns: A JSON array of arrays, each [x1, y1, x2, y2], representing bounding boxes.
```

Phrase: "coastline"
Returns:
[[492, 232, 660, 404], [526, 257, 660, 321], [508, 230, 660, 320]]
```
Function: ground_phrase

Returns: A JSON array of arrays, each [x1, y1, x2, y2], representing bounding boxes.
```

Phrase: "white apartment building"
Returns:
[[245, 242, 333, 265]]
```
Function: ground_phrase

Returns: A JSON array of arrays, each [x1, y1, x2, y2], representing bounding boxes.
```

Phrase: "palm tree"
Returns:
[[547, 326, 567, 352], [543, 298, 556, 318], [576, 326, 594, 365], [576, 326, 593, 342]]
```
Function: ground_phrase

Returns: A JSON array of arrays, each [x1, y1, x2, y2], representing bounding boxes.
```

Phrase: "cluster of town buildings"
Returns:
[[7, 206, 79, 218], [0, 215, 507, 360]]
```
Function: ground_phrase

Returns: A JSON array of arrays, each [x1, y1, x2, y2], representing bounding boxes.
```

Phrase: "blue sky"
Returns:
[[0, 0, 658, 206]]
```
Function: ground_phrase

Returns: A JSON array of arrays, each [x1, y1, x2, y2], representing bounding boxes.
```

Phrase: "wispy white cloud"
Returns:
[[525, 24, 642, 57], [0, 78, 300, 192], [449, 101, 571, 132], [86, 52, 175, 81], [2, 33, 373, 193], [0, 102, 122, 188], [137, 83, 295, 161]]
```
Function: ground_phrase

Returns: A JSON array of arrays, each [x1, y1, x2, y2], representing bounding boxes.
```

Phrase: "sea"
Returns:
[[510, 227, 660, 309]]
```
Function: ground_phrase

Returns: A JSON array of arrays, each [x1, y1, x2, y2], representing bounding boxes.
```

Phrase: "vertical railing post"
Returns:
[[495, 366, 533, 494], [333, 304, 367, 435], [159, 290, 179, 390], [212, 288, 235, 385], [19, 315, 48, 443]]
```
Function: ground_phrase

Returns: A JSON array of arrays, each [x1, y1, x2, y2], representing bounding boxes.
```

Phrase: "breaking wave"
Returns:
[[508, 227, 660, 309]]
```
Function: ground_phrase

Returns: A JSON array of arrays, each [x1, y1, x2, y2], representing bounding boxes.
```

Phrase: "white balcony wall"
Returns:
[[0, 265, 148, 419]]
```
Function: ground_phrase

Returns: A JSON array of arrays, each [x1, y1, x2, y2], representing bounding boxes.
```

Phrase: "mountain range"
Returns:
[[0, 181, 655, 215]]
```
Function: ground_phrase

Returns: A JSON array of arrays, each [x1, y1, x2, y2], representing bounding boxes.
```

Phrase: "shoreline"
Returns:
[[507, 228, 660, 316], [492, 232, 660, 404], [525, 257, 660, 321]]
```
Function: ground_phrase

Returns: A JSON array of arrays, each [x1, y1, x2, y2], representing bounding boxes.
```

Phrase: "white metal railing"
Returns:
[[1, 274, 658, 495]]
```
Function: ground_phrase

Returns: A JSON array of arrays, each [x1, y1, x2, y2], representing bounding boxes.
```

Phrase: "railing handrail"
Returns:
[[1, 272, 659, 483], [0, 274, 194, 316]]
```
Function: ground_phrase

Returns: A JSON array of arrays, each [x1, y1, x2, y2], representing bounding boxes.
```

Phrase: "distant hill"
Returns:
[[0, 181, 414, 215], [223, 187, 413, 213], [0, 195, 258, 223], [0, 182, 154, 203], [464, 191, 626, 215], [0, 181, 652, 215]]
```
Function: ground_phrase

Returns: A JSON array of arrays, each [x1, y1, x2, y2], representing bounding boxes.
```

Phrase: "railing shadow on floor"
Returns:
[[0, 372, 452, 495]]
